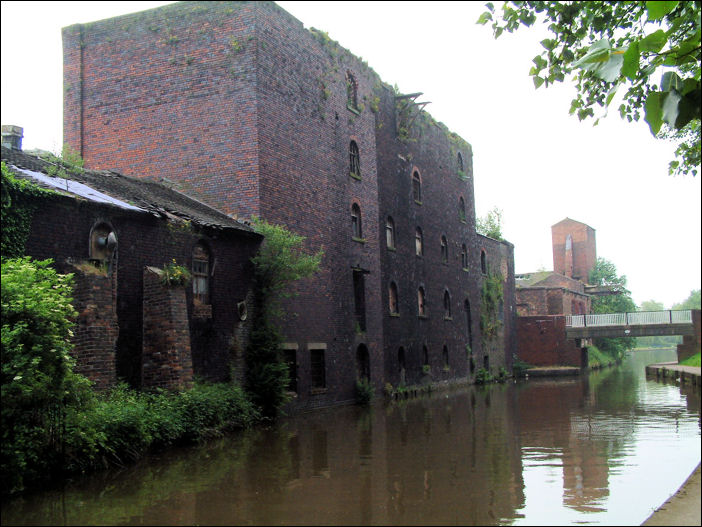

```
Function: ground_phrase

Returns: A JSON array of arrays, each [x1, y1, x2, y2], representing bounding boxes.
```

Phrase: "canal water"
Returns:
[[2, 349, 699, 526]]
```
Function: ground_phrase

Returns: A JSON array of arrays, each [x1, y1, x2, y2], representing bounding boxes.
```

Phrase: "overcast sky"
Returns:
[[2, 1, 700, 308]]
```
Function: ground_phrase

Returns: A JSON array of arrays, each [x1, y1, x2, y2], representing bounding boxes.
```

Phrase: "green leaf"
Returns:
[[540, 38, 557, 50], [606, 82, 621, 107], [661, 71, 683, 92], [621, 41, 640, 80], [573, 39, 612, 67], [644, 91, 663, 135], [595, 52, 624, 83], [646, 1, 678, 20], [533, 75, 545, 89], [639, 30, 668, 53], [476, 12, 492, 25]]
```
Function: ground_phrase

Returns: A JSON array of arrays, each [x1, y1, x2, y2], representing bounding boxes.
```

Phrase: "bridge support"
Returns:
[[677, 309, 701, 363]]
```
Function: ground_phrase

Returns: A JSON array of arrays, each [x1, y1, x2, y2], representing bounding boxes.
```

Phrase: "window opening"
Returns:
[[444, 290, 451, 319], [386, 216, 395, 249], [346, 71, 358, 110], [423, 345, 429, 367], [481, 250, 487, 274], [442, 345, 449, 369], [461, 244, 468, 269], [398, 347, 406, 385], [389, 281, 399, 314], [353, 270, 367, 332], [418, 286, 426, 317], [459, 197, 466, 222], [349, 140, 361, 177], [415, 227, 423, 256], [192, 243, 210, 304], [311, 349, 326, 389], [351, 203, 362, 238], [441, 235, 448, 264], [457, 152, 464, 172], [464, 299, 473, 350], [412, 171, 422, 203], [357, 344, 370, 381]]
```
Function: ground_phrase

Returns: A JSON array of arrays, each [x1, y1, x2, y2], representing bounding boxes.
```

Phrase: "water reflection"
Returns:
[[1, 350, 699, 526]]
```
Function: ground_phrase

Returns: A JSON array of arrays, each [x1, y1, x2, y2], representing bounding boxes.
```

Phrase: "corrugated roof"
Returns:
[[2, 146, 258, 236]]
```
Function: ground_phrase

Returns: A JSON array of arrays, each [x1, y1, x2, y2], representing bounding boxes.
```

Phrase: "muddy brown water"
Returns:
[[2, 349, 699, 525]]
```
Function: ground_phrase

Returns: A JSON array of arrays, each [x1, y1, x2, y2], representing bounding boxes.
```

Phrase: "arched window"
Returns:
[[398, 347, 406, 384], [461, 244, 468, 269], [458, 196, 466, 222], [480, 249, 487, 274], [442, 345, 449, 369], [417, 286, 426, 317], [346, 71, 358, 109], [440, 235, 448, 264], [415, 227, 424, 256], [192, 242, 211, 304], [423, 345, 429, 367], [386, 216, 395, 249], [444, 289, 451, 319], [389, 281, 399, 314], [349, 140, 360, 177], [351, 203, 362, 238], [457, 152, 464, 172], [357, 344, 370, 381], [412, 170, 422, 203]]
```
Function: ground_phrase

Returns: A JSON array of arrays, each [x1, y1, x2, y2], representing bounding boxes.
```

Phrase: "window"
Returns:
[[444, 290, 451, 319], [353, 270, 366, 332], [357, 344, 370, 380], [461, 244, 468, 269], [311, 348, 326, 389], [389, 281, 399, 314], [89, 222, 116, 265], [386, 216, 395, 249], [346, 71, 358, 110], [192, 242, 210, 304], [415, 227, 424, 256], [457, 152, 464, 172], [458, 197, 466, 222], [442, 345, 449, 369], [418, 286, 426, 317], [398, 347, 406, 384], [351, 203, 362, 239], [481, 250, 487, 274], [412, 171, 422, 203], [423, 345, 429, 366], [440, 235, 448, 264], [349, 140, 360, 178]]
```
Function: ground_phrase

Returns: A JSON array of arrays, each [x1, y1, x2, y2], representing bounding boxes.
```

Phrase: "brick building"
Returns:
[[61, 1, 516, 408], [2, 145, 262, 389]]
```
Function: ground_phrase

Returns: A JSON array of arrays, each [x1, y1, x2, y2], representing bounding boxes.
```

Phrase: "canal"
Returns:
[[1, 349, 699, 525]]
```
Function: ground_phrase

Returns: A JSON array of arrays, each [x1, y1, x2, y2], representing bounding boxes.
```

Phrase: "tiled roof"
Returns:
[[1, 146, 258, 235]]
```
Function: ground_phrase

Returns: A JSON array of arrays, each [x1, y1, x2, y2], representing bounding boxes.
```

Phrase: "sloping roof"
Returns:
[[515, 271, 553, 288], [2, 146, 258, 236]]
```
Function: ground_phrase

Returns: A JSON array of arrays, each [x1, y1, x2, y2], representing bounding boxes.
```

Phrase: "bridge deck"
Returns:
[[565, 310, 694, 339]]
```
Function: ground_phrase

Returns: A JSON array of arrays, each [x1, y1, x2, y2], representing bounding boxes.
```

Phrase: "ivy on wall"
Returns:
[[480, 270, 504, 346], [1, 162, 55, 258]]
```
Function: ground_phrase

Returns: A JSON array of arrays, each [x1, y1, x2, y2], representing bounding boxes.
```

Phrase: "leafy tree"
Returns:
[[637, 299, 681, 348], [588, 257, 637, 357], [672, 288, 701, 310], [478, 1, 701, 176], [1, 257, 92, 494], [245, 219, 323, 418], [640, 299, 664, 312], [476, 206, 504, 240]]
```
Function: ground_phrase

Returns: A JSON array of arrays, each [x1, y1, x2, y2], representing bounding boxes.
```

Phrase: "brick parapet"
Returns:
[[142, 266, 194, 390], [68, 262, 119, 390]]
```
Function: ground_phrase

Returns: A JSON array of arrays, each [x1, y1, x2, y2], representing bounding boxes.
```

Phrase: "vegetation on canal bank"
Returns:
[[587, 344, 620, 369], [680, 352, 701, 367]]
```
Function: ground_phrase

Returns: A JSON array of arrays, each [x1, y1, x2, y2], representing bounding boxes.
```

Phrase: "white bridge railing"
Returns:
[[566, 310, 692, 328]]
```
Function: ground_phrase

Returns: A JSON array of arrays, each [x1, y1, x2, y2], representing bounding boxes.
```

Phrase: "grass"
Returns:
[[679, 352, 700, 367], [587, 345, 617, 369]]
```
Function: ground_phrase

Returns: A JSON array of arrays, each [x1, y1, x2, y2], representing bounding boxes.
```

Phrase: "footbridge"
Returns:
[[565, 310, 695, 339]]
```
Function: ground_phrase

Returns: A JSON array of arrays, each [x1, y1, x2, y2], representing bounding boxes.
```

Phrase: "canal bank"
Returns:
[[645, 362, 701, 387], [643, 463, 701, 526]]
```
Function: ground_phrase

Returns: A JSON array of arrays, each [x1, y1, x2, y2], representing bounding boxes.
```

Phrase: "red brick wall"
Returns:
[[516, 315, 584, 367], [552, 219, 596, 282], [142, 267, 194, 390], [677, 309, 701, 362], [69, 264, 119, 390]]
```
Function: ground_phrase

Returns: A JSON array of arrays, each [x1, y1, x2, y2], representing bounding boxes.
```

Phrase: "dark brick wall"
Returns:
[[516, 286, 590, 316], [677, 309, 701, 362], [22, 192, 260, 388], [142, 267, 194, 389], [68, 263, 119, 390], [516, 315, 584, 367], [62, 0, 518, 403]]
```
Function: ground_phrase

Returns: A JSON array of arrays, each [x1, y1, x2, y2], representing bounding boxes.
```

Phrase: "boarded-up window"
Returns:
[[311, 349, 326, 389], [192, 243, 210, 304]]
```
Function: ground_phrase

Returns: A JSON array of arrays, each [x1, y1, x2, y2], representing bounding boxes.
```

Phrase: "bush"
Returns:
[[355, 377, 374, 405], [474, 368, 494, 385], [1, 257, 93, 494]]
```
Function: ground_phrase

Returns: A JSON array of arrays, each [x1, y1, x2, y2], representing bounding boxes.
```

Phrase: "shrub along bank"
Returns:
[[1, 257, 261, 497]]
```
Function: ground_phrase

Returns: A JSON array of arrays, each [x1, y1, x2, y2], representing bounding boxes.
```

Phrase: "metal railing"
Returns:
[[566, 310, 692, 328]]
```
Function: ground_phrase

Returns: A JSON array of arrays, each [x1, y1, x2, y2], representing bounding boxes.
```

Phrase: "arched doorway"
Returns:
[[356, 344, 370, 381]]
